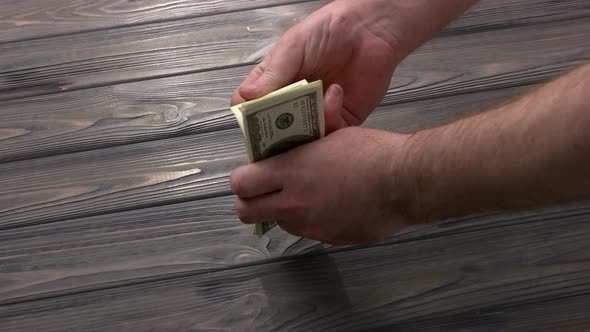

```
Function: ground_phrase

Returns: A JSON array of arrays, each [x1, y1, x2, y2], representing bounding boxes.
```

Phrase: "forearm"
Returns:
[[385, 0, 478, 57], [408, 63, 590, 222], [335, 0, 478, 59]]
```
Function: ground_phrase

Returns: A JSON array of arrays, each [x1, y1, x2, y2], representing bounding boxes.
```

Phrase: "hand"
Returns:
[[229, 127, 420, 245], [231, 0, 403, 133]]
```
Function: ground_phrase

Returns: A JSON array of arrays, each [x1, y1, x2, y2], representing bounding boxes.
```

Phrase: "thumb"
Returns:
[[239, 37, 304, 100], [324, 84, 348, 134]]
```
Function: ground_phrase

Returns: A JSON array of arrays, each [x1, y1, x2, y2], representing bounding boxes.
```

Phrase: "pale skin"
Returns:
[[230, 0, 590, 245]]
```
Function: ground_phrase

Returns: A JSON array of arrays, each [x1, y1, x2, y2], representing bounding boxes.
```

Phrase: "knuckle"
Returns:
[[229, 169, 245, 196], [280, 200, 305, 217], [234, 198, 250, 222]]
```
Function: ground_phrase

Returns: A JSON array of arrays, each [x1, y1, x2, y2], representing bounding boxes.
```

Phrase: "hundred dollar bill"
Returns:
[[231, 79, 325, 236]]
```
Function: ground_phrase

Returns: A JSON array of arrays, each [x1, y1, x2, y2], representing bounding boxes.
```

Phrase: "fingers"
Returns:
[[234, 192, 286, 224], [234, 194, 313, 241], [234, 34, 304, 103], [324, 84, 349, 134], [230, 63, 265, 106], [278, 220, 311, 238], [230, 163, 282, 199]]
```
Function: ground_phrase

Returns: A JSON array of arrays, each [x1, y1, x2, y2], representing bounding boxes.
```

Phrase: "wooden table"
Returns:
[[1, 1, 590, 330]]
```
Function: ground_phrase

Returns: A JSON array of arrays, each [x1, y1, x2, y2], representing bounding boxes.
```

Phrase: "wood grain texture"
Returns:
[[2, 180, 589, 305], [392, 294, 590, 331], [385, 17, 590, 105], [0, 0, 316, 44], [0, 195, 305, 303], [0, 65, 250, 163], [0, 84, 578, 304], [0, 1, 326, 101], [2, 15, 589, 163], [2, 205, 590, 331], [0, 84, 545, 306], [0, 128, 245, 230], [1, 0, 589, 102], [1, 0, 587, 44], [0, 83, 539, 231]]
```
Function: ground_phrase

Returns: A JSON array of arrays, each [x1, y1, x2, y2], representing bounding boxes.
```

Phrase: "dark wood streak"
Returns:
[[2, 206, 590, 331], [0, 0, 318, 44], [2, 16, 589, 163], [1, 0, 589, 102]]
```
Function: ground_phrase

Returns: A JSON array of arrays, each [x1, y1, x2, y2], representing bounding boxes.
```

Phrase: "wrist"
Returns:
[[330, 0, 408, 63], [334, 0, 477, 61]]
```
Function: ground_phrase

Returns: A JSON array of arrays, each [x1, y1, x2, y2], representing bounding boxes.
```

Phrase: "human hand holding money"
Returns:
[[230, 80, 417, 244], [231, 80, 326, 236], [230, 121, 416, 244]]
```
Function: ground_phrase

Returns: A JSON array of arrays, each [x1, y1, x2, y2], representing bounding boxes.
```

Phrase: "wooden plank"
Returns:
[[385, 18, 590, 105], [0, 0, 316, 44], [1, 0, 586, 44], [2, 184, 589, 305], [0, 85, 536, 230], [0, 65, 250, 163], [392, 294, 590, 331], [0, 85, 580, 304], [1, 85, 580, 304], [3, 15, 589, 164], [444, 0, 590, 33], [0, 195, 309, 303], [2, 205, 590, 331], [1, 0, 589, 102], [0, 1, 326, 101], [0, 127, 245, 230]]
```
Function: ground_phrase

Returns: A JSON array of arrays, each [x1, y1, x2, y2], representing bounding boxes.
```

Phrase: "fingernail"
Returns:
[[327, 84, 342, 97], [243, 82, 258, 92]]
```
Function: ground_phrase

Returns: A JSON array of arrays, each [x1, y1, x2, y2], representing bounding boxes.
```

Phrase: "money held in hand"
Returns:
[[231, 80, 325, 236]]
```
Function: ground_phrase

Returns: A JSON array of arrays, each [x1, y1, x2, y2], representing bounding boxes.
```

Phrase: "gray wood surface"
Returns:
[[2, 206, 590, 331], [0, 127, 243, 229], [0, 84, 538, 231], [0, 84, 572, 306], [1, 0, 588, 101], [2, 0, 590, 330], [2, 15, 589, 164], [0, 0, 316, 43], [2, 0, 587, 44], [0, 1, 326, 101]]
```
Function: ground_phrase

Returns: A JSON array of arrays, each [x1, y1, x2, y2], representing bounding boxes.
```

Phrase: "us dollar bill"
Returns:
[[231, 80, 325, 236]]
